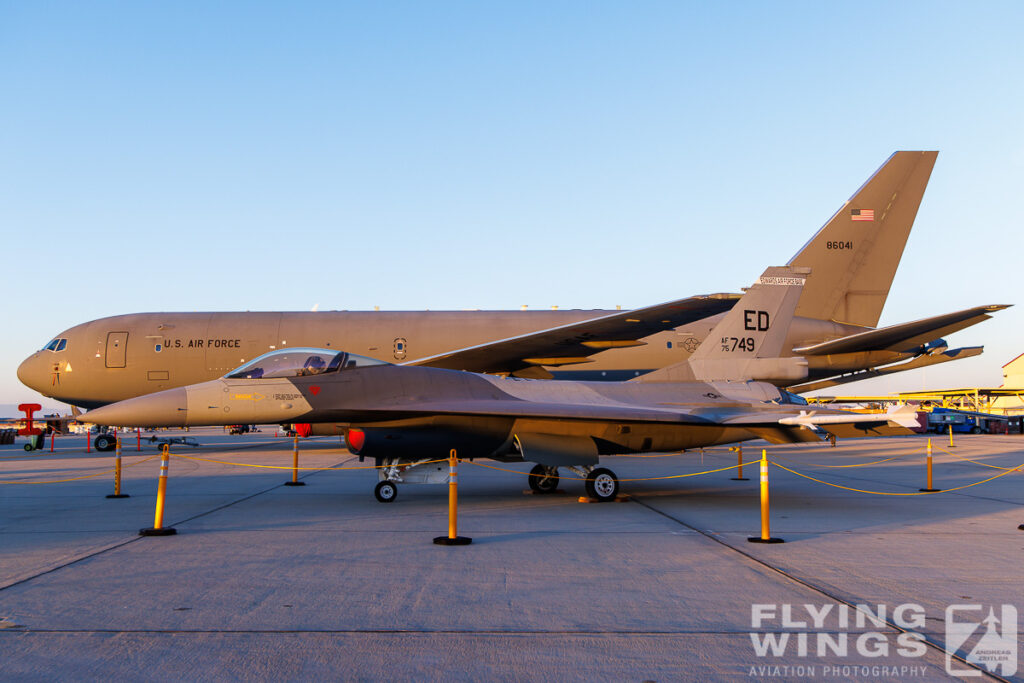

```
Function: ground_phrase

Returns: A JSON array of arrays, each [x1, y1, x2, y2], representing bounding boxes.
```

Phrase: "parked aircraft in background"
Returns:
[[20, 151, 1005, 416], [0, 406, 81, 436], [82, 267, 919, 501]]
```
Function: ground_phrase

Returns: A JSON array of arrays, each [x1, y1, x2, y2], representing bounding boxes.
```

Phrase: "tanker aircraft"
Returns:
[[20, 151, 1006, 419], [82, 267, 919, 502]]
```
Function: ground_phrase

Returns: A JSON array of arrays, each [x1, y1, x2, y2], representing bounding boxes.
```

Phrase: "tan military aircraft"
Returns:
[[19, 152, 1006, 429], [82, 267, 920, 501]]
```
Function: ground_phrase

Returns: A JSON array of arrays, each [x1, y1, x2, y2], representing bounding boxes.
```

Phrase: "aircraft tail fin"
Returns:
[[789, 151, 937, 327], [637, 266, 809, 383]]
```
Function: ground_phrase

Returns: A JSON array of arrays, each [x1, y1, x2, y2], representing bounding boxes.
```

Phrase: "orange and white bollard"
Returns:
[[948, 424, 955, 448], [284, 434, 305, 486], [106, 437, 130, 498], [434, 449, 472, 545], [139, 445, 176, 536], [919, 438, 941, 492], [136, 428, 141, 452], [748, 449, 783, 544], [50, 431, 54, 452]]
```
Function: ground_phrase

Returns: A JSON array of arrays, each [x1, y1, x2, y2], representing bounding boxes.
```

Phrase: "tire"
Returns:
[[374, 480, 398, 503], [585, 467, 619, 502], [24, 443, 34, 452], [95, 435, 115, 452], [528, 464, 559, 494], [971, 426, 982, 435]]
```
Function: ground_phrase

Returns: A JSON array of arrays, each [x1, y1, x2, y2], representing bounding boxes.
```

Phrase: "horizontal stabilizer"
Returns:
[[788, 346, 984, 393], [792, 305, 1009, 356]]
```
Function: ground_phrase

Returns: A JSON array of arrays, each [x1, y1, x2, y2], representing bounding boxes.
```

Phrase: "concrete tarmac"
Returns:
[[1, 430, 1022, 681]]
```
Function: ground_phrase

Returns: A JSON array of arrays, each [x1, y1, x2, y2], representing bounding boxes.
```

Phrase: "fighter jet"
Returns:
[[20, 151, 1005, 417], [82, 267, 919, 502]]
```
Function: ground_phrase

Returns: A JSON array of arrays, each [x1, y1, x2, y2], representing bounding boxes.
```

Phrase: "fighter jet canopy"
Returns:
[[224, 348, 389, 380]]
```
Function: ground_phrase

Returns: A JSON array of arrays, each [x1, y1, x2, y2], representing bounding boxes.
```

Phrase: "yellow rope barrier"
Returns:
[[769, 447, 923, 469], [934, 445, 1024, 471], [0, 455, 159, 485], [466, 458, 749, 482], [167, 452, 447, 471], [768, 459, 1024, 496]]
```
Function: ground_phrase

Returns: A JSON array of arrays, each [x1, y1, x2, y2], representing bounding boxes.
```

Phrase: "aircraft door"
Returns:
[[105, 332, 129, 368]]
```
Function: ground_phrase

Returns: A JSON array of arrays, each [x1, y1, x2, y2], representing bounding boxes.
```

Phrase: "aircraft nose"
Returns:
[[17, 353, 46, 393], [81, 388, 188, 428]]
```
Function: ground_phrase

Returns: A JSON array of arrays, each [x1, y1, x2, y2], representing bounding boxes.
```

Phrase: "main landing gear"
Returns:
[[527, 464, 560, 494], [584, 467, 619, 502], [559, 465, 620, 502]]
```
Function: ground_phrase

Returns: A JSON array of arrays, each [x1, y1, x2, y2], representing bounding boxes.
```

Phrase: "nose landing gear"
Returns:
[[374, 480, 398, 503]]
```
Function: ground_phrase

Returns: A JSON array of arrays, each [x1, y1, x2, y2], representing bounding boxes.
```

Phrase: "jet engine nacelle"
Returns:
[[345, 420, 512, 461]]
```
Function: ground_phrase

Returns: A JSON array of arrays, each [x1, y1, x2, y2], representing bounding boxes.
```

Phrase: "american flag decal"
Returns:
[[851, 208, 874, 221]]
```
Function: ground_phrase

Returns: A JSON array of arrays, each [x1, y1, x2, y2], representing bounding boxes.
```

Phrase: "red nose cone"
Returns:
[[346, 428, 365, 453]]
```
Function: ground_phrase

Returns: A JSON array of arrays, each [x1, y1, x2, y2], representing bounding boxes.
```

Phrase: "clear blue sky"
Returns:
[[2, 1, 1022, 408]]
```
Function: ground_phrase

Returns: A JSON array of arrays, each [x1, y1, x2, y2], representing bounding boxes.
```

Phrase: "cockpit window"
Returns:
[[43, 338, 67, 352], [780, 390, 808, 405], [224, 347, 389, 379]]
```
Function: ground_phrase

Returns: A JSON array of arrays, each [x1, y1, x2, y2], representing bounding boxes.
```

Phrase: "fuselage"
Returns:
[[19, 309, 903, 408], [82, 356, 814, 457]]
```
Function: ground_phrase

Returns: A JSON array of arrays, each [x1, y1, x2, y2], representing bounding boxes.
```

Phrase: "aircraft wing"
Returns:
[[357, 398, 718, 424], [792, 305, 1010, 356], [713, 404, 921, 440], [408, 293, 740, 376], [351, 397, 917, 438]]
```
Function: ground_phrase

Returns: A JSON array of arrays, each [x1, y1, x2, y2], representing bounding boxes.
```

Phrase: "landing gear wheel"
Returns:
[[374, 480, 398, 503], [585, 468, 619, 502], [95, 435, 115, 452], [528, 464, 559, 494]]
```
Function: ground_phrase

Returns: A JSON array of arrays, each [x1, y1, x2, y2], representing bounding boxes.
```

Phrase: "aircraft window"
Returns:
[[42, 338, 67, 352], [224, 347, 389, 379], [780, 390, 808, 405]]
